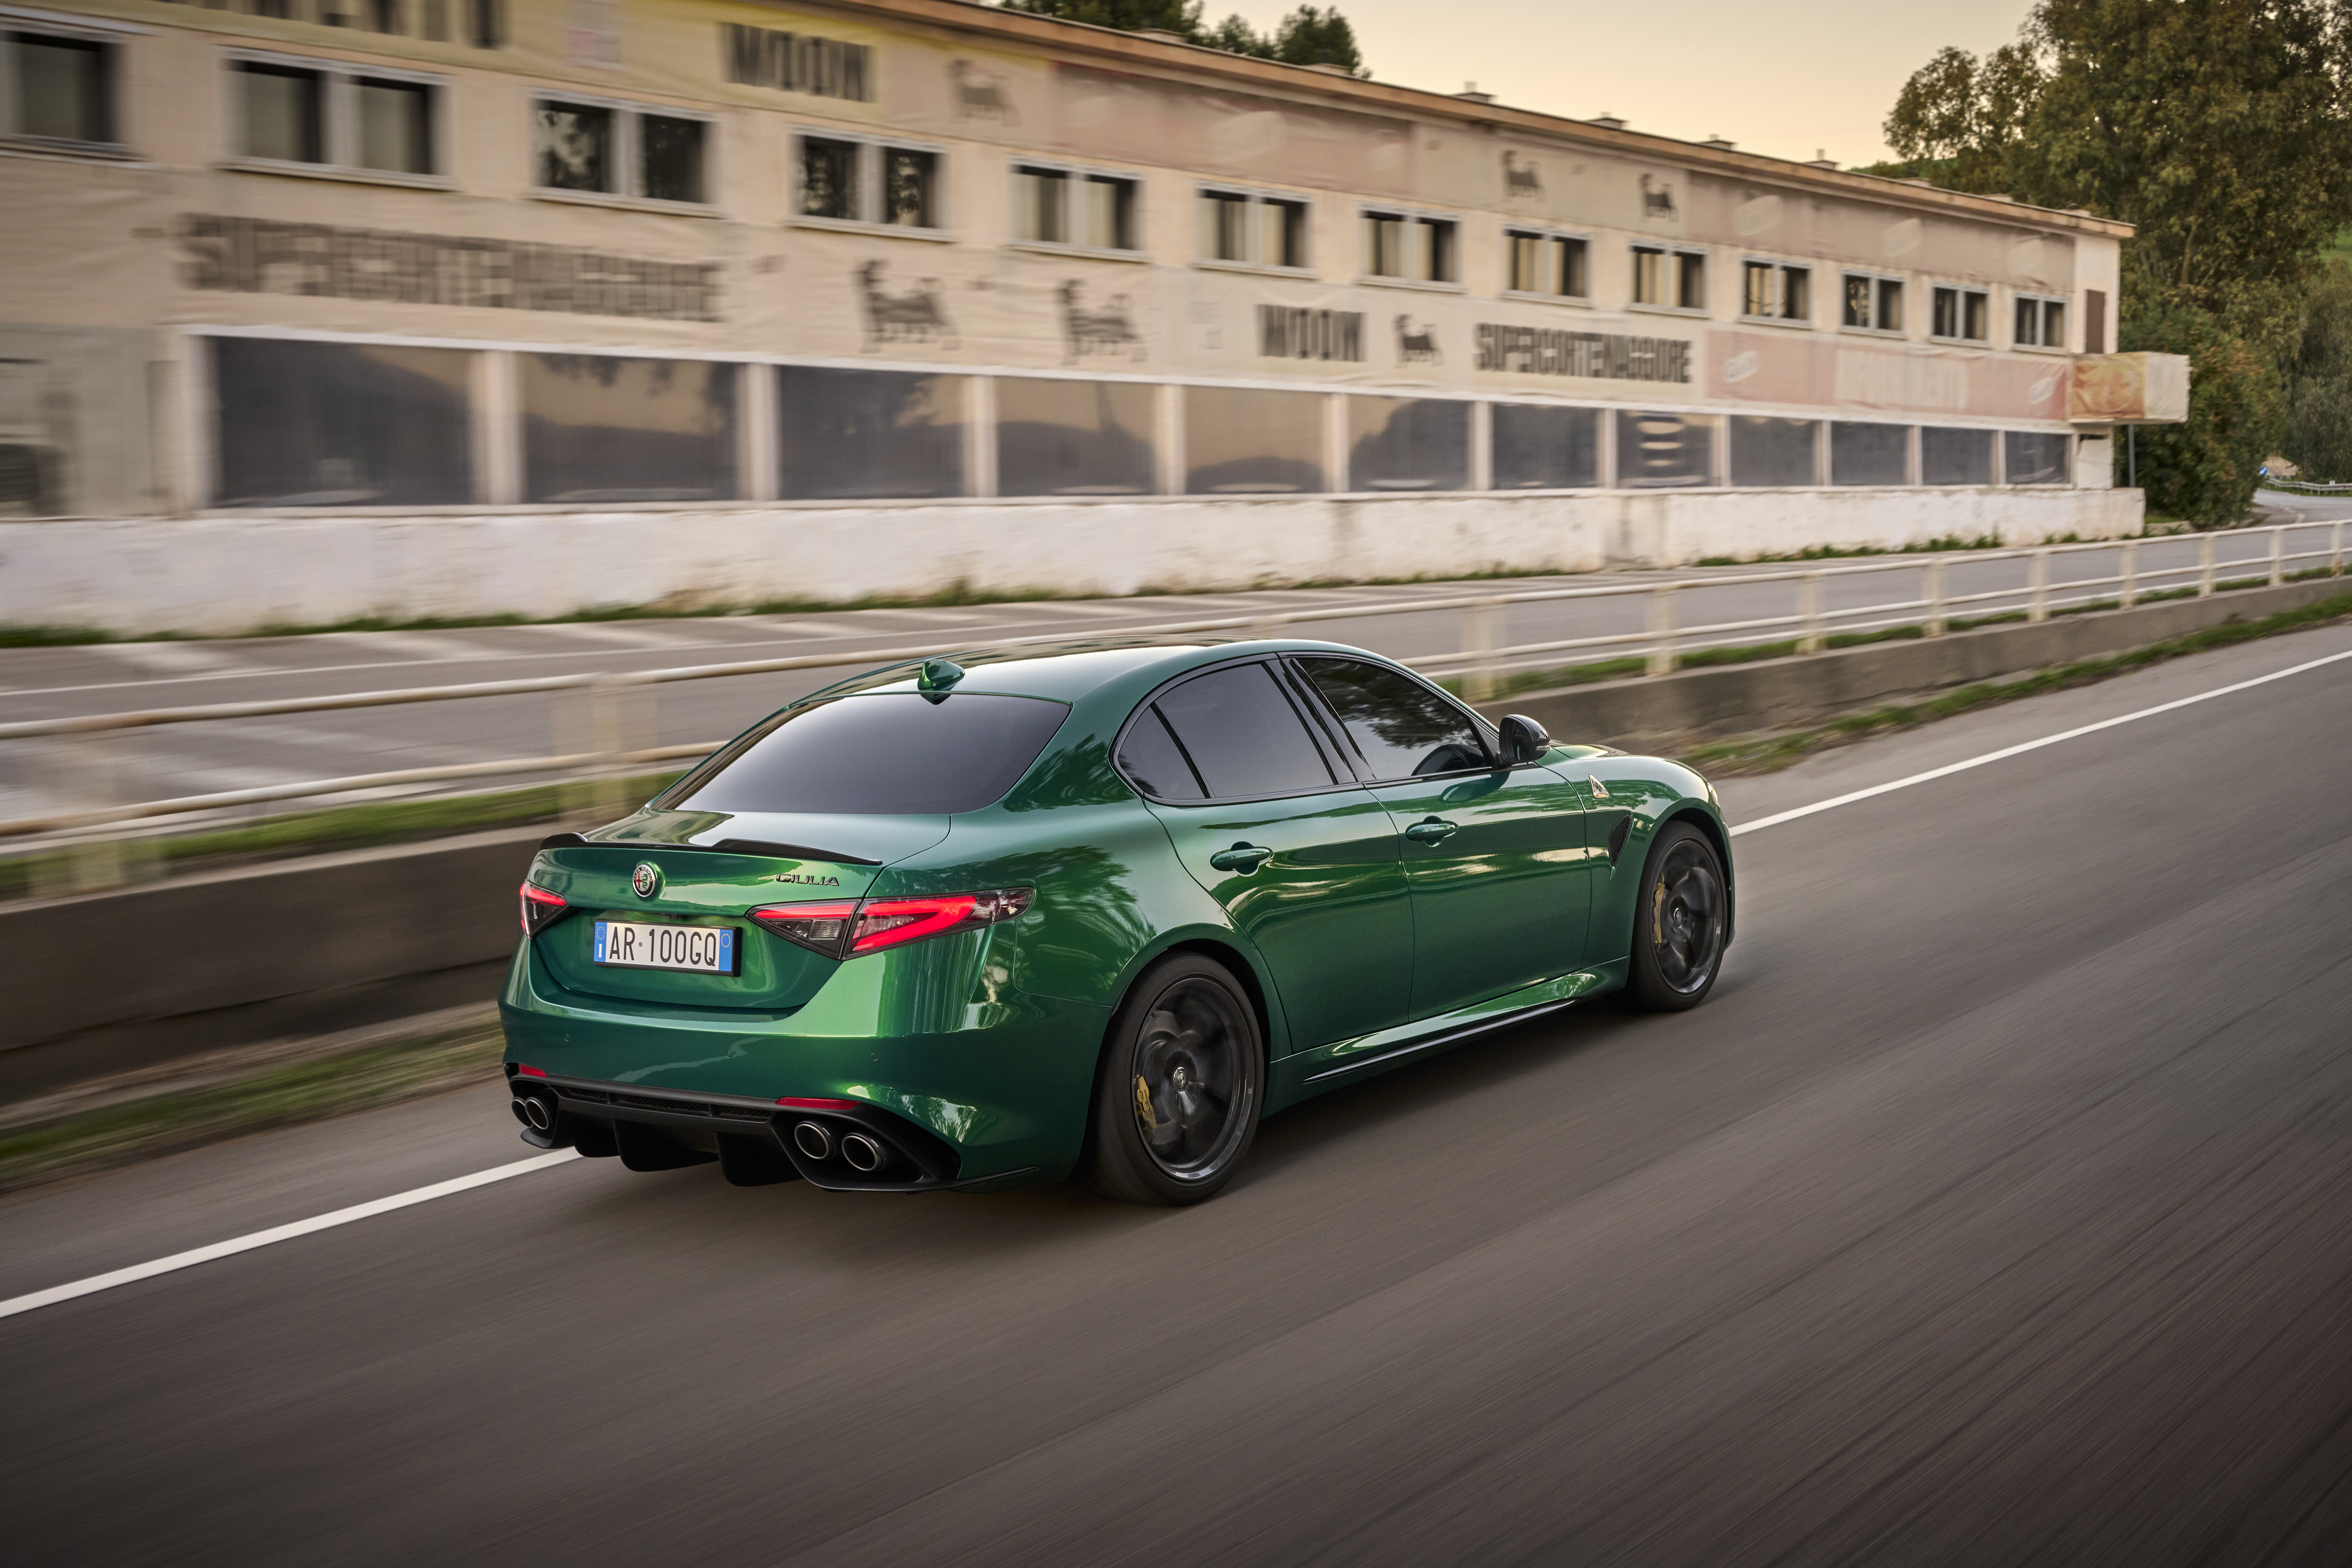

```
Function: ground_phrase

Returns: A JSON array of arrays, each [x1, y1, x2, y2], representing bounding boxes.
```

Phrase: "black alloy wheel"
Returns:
[[1628, 822, 1728, 1011], [1083, 953, 1264, 1205]]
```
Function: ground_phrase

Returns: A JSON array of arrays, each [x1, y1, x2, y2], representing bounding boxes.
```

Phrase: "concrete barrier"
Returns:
[[0, 828, 541, 1100], [1505, 579, 2350, 749], [1, 487, 2140, 639], [0, 577, 2337, 1101]]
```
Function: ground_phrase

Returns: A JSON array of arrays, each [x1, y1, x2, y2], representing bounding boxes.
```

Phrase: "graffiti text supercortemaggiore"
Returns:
[[1474, 324, 1693, 382]]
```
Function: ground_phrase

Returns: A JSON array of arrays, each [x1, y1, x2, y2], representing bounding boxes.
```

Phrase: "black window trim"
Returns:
[[1283, 652, 1510, 783], [1113, 654, 1366, 807]]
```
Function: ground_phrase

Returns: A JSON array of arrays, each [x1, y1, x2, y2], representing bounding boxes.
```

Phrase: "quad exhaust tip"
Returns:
[[512, 1095, 554, 1132], [840, 1132, 886, 1173], [792, 1121, 833, 1160]]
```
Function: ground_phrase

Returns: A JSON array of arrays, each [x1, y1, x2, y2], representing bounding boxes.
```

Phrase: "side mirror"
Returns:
[[1497, 713, 1552, 765]]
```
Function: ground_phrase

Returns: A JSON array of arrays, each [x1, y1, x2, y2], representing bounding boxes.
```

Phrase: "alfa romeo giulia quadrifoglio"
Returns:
[[501, 638, 1731, 1204]]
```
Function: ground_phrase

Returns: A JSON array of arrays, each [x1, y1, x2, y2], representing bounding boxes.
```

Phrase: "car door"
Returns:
[[1292, 655, 1596, 1020], [1121, 659, 1414, 1053]]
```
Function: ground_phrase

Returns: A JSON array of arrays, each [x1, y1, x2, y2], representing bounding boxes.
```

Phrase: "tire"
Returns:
[[1082, 952, 1266, 1206], [1626, 821, 1729, 1012]]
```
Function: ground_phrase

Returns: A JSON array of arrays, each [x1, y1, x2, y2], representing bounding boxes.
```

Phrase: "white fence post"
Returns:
[[2269, 525, 2284, 588], [1646, 584, 1680, 676], [1924, 558, 1947, 637], [2028, 548, 2051, 623], [64, 731, 131, 894], [590, 675, 626, 825], [2120, 538, 2139, 609], [1463, 598, 1504, 702], [1797, 571, 1825, 655], [2199, 534, 2216, 597], [2334, 520, 2344, 576]]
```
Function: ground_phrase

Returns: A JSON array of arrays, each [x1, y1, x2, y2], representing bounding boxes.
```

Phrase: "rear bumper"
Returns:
[[497, 944, 1111, 1186]]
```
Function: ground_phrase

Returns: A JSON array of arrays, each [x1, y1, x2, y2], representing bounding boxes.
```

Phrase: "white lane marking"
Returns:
[[1731, 646, 2352, 837], [0, 1150, 579, 1322]]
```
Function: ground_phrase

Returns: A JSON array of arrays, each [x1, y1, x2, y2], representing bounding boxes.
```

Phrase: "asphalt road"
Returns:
[[2, 623, 2348, 1563], [2, 503, 2344, 832]]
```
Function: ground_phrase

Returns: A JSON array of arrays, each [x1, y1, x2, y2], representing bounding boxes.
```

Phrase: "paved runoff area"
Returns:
[[1, 622, 2349, 1562]]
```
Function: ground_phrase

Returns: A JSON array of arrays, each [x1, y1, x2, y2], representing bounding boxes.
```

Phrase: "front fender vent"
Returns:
[[1605, 813, 1633, 865]]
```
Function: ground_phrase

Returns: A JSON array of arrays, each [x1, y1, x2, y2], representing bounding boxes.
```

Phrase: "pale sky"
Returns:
[[1213, 0, 2037, 169]]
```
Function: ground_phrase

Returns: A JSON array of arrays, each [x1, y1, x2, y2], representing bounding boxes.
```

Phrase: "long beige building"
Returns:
[[0, 0, 2171, 633]]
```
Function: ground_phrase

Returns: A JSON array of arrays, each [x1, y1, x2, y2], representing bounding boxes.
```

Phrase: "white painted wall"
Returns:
[[0, 488, 2143, 638]]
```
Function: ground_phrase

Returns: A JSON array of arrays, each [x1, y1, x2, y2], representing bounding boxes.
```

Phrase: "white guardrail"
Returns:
[[2, 521, 2344, 873]]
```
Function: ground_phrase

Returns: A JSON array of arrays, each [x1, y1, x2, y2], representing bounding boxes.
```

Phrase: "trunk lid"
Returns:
[[528, 812, 951, 1010]]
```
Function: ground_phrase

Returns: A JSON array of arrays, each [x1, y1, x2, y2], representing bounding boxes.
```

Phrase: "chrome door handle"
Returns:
[[1404, 818, 1459, 845], [1209, 843, 1274, 873]]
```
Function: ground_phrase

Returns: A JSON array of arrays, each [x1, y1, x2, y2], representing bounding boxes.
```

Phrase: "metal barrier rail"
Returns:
[[3, 520, 2344, 852]]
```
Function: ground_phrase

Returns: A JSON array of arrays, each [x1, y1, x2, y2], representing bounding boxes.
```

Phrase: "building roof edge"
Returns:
[[783, 0, 2133, 241]]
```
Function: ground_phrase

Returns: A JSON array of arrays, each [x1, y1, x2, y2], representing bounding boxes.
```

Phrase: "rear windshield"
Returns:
[[662, 693, 1071, 817]]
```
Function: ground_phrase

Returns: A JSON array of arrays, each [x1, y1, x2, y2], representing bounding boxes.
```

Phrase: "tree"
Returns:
[[2284, 257, 2352, 478], [999, 0, 1205, 35], [1879, 0, 2352, 521], [1000, 0, 1369, 75], [2122, 297, 2286, 522], [1880, 42, 2045, 196]]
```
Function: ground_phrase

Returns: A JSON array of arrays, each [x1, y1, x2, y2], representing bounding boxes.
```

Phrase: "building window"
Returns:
[[778, 367, 965, 499], [4, 29, 121, 148], [1843, 272, 1905, 333], [997, 378, 1156, 496], [1347, 397, 1470, 491], [2015, 294, 2067, 349], [1932, 285, 1990, 341], [1506, 231, 1590, 299], [1200, 188, 1308, 269], [1741, 261, 1810, 322], [1185, 386, 1324, 493], [1830, 422, 1910, 485], [521, 355, 737, 503], [1632, 246, 1706, 311], [212, 338, 474, 508], [1014, 164, 1139, 252], [1922, 426, 1995, 485], [232, 56, 443, 178], [2005, 431, 2070, 485], [1617, 410, 1717, 487], [1728, 416, 1817, 486], [1492, 404, 1600, 490], [537, 99, 713, 205], [795, 134, 942, 230], [1364, 210, 1457, 284]]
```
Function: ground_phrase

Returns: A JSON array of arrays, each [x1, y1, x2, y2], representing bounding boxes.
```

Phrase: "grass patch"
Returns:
[[0, 1020, 507, 1194], [0, 770, 684, 903], [1682, 589, 2352, 777]]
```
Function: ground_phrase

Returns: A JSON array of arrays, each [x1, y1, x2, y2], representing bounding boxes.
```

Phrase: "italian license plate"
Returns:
[[593, 921, 738, 974]]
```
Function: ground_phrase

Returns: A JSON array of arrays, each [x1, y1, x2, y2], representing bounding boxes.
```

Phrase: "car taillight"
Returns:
[[519, 882, 567, 936], [748, 889, 1031, 959], [747, 899, 860, 955]]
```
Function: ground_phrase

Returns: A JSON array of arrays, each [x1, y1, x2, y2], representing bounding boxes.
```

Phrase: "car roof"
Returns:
[[793, 636, 1388, 707]]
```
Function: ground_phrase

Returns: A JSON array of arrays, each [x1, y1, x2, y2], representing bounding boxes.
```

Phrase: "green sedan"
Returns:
[[500, 638, 1732, 1204]]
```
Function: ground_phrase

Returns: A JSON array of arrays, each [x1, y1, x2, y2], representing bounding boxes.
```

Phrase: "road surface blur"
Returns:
[[1, 623, 2348, 1563]]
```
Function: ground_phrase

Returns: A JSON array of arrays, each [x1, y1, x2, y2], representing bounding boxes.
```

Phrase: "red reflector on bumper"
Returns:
[[777, 1096, 859, 1109], [516, 1065, 548, 1078]]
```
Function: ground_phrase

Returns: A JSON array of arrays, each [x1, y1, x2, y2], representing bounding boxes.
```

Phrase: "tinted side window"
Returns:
[[664, 693, 1068, 816], [1116, 706, 1205, 799], [1155, 664, 1336, 799], [1300, 658, 1490, 780]]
